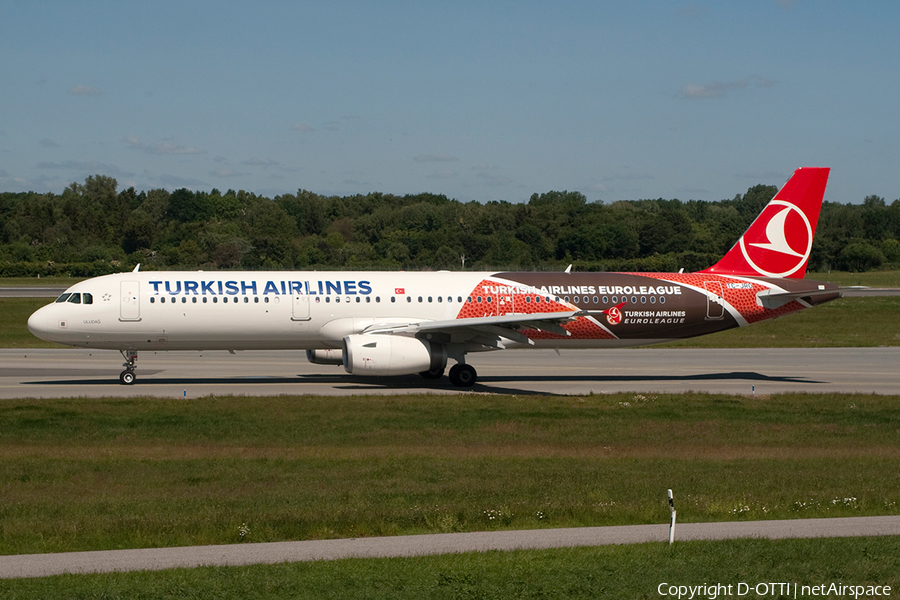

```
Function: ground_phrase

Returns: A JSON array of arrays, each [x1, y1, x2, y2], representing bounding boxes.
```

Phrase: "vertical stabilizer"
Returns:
[[699, 167, 830, 279]]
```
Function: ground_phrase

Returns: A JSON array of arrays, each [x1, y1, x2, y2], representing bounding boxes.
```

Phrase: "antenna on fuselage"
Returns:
[[132, 264, 141, 272], [564, 264, 572, 274]]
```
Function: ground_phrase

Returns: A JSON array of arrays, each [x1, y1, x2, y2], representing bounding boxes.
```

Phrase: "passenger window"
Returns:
[[55, 293, 72, 303], [150, 297, 156, 304]]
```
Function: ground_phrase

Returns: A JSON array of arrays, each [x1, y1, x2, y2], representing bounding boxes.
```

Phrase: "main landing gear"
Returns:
[[448, 363, 477, 388], [119, 350, 138, 385], [418, 363, 478, 387]]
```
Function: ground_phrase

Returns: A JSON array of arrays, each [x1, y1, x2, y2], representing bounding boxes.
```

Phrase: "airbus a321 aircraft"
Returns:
[[29, 167, 843, 387]]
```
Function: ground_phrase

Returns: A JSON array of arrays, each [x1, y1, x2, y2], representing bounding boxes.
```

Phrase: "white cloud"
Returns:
[[603, 173, 654, 182], [428, 170, 458, 179], [476, 171, 511, 186], [37, 160, 133, 178], [679, 76, 775, 99], [158, 174, 208, 188], [290, 122, 315, 132], [210, 168, 246, 178], [68, 85, 102, 96], [124, 136, 205, 155], [241, 158, 280, 167], [414, 153, 459, 162]]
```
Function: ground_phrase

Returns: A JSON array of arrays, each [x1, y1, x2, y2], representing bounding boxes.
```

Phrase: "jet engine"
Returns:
[[306, 348, 345, 365], [342, 334, 446, 376]]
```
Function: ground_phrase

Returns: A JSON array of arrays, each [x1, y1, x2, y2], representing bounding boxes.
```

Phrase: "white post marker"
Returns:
[[667, 489, 676, 544]]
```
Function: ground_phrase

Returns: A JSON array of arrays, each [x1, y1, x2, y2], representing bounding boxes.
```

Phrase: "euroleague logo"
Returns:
[[739, 200, 812, 277], [605, 305, 623, 325]]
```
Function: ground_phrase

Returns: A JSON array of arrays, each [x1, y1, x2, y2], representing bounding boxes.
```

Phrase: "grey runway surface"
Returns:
[[2, 516, 900, 579], [1, 346, 899, 398], [0, 286, 65, 298]]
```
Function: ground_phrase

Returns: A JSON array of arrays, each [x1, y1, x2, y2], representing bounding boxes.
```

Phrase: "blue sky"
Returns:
[[1, 1, 897, 204]]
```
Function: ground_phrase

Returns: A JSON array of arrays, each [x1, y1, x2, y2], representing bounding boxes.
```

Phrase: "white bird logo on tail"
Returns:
[[748, 207, 805, 258]]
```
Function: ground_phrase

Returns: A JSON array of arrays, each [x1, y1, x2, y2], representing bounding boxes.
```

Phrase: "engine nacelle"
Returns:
[[306, 348, 345, 365], [342, 335, 446, 376]]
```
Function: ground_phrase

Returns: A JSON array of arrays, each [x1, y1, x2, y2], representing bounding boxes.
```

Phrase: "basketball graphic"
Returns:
[[605, 305, 623, 325]]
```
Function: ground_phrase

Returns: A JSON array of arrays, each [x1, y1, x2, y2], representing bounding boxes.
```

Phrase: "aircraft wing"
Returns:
[[361, 311, 583, 347]]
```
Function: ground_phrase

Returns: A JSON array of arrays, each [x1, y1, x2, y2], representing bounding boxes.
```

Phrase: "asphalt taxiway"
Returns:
[[1, 346, 898, 398]]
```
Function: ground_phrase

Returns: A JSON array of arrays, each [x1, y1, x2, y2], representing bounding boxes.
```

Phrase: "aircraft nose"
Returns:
[[27, 305, 61, 342]]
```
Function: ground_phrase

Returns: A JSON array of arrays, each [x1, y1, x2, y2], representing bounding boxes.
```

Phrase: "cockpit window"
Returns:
[[54, 292, 92, 304]]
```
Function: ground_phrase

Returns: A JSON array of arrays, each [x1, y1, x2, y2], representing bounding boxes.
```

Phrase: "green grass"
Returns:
[[0, 298, 64, 348], [5, 537, 900, 598], [809, 270, 900, 287], [0, 277, 84, 287], [2, 393, 899, 556]]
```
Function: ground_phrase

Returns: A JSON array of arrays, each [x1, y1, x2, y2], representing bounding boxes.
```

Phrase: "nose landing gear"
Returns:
[[119, 350, 138, 385]]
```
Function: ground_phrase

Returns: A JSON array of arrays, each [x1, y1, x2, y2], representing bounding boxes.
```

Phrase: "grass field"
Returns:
[[2, 393, 898, 557], [5, 537, 900, 599], [3, 273, 899, 596]]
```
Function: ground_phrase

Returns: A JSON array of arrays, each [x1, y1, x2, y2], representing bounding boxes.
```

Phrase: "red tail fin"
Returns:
[[699, 167, 830, 279]]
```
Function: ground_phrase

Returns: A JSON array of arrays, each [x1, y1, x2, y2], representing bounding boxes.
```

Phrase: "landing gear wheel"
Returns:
[[419, 366, 445, 380], [449, 364, 477, 387], [119, 370, 136, 385]]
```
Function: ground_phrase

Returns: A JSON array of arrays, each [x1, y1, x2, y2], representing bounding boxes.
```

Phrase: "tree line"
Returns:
[[1, 174, 898, 277]]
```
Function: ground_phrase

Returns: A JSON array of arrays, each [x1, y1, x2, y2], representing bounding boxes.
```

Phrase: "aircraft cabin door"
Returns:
[[292, 283, 311, 321], [703, 281, 725, 320], [120, 281, 141, 321]]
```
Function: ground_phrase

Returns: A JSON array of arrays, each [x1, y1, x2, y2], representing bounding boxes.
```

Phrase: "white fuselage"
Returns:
[[30, 270, 647, 351]]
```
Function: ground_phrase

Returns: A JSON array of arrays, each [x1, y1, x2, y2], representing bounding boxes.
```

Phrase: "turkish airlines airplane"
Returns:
[[29, 167, 843, 387]]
